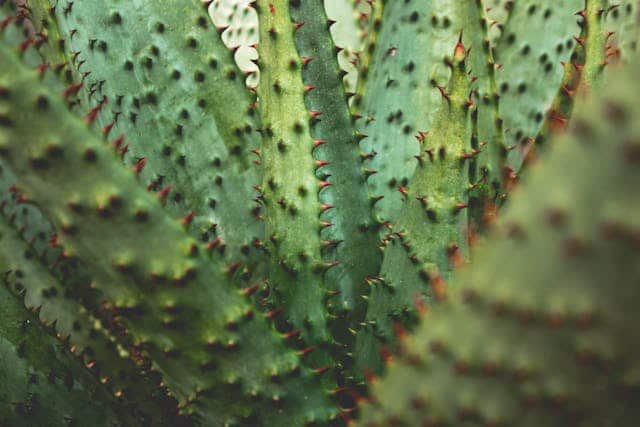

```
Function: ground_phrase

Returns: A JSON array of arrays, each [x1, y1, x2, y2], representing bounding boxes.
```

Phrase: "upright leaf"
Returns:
[[358, 58, 640, 427]]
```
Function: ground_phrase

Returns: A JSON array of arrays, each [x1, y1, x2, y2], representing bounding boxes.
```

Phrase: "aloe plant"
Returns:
[[0, 0, 638, 425]]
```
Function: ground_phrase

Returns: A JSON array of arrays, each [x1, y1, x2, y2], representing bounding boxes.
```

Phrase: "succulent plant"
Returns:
[[0, 0, 637, 426]]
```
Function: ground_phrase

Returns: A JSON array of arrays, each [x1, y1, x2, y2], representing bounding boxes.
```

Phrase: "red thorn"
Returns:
[[225, 261, 241, 276], [482, 200, 498, 228], [454, 31, 466, 57], [413, 294, 427, 315], [562, 85, 575, 96], [363, 368, 378, 384], [431, 275, 447, 301], [0, 16, 14, 30], [313, 139, 327, 147], [133, 157, 147, 174], [549, 110, 567, 129], [393, 322, 407, 339], [330, 387, 346, 395], [86, 101, 106, 124], [297, 346, 316, 357], [503, 166, 518, 191], [425, 148, 435, 162], [283, 329, 301, 340], [181, 211, 196, 226], [460, 149, 481, 159], [118, 144, 129, 157], [36, 62, 50, 76], [320, 220, 334, 228], [158, 186, 172, 201], [446, 244, 463, 268], [241, 283, 260, 297], [265, 307, 283, 320], [324, 261, 339, 270], [49, 233, 60, 248], [112, 135, 125, 149], [467, 225, 479, 248], [379, 347, 393, 364], [436, 85, 450, 101], [207, 237, 224, 252], [454, 202, 468, 212], [415, 130, 428, 143], [63, 82, 83, 98], [322, 239, 342, 248], [102, 121, 115, 135], [313, 365, 331, 375], [19, 37, 35, 53]]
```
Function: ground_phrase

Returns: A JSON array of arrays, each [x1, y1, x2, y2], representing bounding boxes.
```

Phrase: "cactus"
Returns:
[[358, 56, 640, 426], [0, 280, 126, 426], [0, 0, 638, 425]]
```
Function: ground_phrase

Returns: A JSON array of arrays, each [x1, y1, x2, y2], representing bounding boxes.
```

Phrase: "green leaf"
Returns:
[[358, 58, 640, 427], [0, 37, 338, 425]]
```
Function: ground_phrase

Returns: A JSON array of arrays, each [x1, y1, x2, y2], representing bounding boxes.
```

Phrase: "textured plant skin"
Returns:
[[355, 35, 473, 375], [606, 1, 640, 60], [0, 41, 338, 424], [256, 0, 337, 372], [350, 0, 386, 114], [0, 0, 638, 425], [0, 148, 180, 421], [288, 0, 383, 382], [541, 2, 610, 123], [484, 0, 514, 44], [353, 0, 504, 231], [494, 0, 583, 171], [0, 211, 180, 424], [353, 0, 510, 377], [0, 259, 125, 426], [520, 0, 617, 183], [28, 0, 264, 273], [356, 0, 467, 226], [4, 5, 271, 370], [0, 16, 176, 422], [358, 60, 640, 426], [466, 2, 507, 228]]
